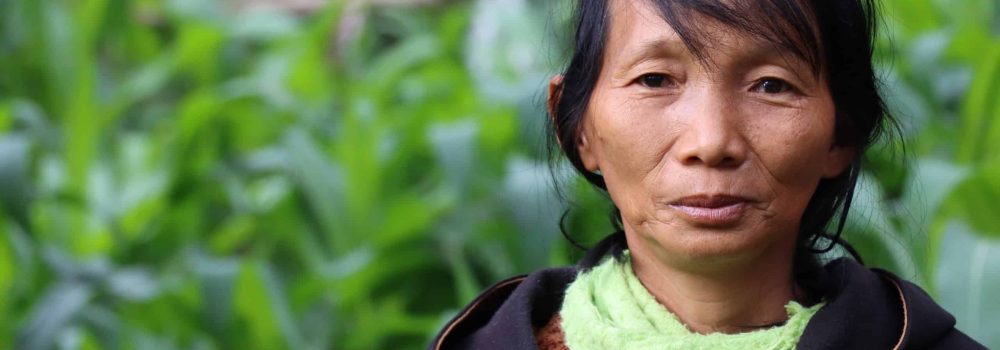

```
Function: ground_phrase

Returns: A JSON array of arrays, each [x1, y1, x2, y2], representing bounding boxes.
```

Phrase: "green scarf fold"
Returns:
[[560, 253, 822, 350]]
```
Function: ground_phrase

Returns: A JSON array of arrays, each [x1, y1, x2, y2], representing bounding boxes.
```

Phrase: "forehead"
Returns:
[[604, 0, 821, 71], [607, 0, 685, 40], [606, 1, 681, 44]]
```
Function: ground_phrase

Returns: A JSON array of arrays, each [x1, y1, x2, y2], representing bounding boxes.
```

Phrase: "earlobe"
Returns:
[[822, 145, 856, 179], [578, 128, 601, 172]]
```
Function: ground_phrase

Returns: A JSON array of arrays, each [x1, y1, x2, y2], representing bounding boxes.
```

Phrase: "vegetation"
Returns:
[[0, 0, 996, 349]]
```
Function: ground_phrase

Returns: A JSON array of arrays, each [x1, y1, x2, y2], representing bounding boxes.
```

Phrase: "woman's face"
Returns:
[[575, 0, 853, 271]]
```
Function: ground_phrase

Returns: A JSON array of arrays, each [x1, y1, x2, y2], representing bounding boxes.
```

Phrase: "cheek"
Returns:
[[746, 105, 836, 200], [586, 96, 679, 217], [590, 97, 674, 177]]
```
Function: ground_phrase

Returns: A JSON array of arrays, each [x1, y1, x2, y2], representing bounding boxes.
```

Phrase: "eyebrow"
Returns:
[[614, 38, 688, 77], [617, 35, 812, 77]]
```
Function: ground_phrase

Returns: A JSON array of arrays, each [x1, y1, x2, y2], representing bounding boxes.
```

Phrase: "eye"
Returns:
[[637, 73, 673, 88], [751, 78, 794, 94]]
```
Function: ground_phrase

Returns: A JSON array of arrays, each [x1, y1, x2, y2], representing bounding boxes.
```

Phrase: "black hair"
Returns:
[[548, 0, 898, 301]]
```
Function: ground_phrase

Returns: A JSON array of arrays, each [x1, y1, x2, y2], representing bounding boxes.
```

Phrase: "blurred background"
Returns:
[[0, 0, 997, 349]]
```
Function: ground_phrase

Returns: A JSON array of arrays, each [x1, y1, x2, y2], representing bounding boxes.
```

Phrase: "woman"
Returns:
[[431, 0, 985, 349]]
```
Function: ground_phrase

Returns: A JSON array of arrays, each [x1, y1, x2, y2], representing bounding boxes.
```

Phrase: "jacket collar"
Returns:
[[431, 232, 964, 350]]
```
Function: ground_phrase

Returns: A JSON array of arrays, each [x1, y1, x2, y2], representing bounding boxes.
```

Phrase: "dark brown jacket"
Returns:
[[430, 232, 986, 350]]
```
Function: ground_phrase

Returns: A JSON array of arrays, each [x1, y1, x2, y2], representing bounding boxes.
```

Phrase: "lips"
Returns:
[[668, 195, 752, 226]]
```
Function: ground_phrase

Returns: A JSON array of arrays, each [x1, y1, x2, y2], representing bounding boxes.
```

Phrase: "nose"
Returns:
[[672, 89, 748, 168]]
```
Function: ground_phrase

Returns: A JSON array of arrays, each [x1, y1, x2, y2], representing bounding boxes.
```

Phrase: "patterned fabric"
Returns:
[[534, 314, 569, 350]]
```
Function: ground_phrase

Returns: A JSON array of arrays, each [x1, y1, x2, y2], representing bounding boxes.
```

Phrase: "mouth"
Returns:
[[668, 194, 752, 226]]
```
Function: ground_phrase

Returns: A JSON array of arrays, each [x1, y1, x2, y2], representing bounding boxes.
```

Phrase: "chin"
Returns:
[[632, 220, 791, 271]]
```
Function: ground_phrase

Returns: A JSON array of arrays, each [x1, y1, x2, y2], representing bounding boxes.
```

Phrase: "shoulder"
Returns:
[[428, 266, 578, 350], [798, 258, 986, 349], [873, 267, 987, 349], [429, 232, 629, 350]]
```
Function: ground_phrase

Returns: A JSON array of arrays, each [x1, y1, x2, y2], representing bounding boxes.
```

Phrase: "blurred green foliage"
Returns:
[[0, 0, 997, 349]]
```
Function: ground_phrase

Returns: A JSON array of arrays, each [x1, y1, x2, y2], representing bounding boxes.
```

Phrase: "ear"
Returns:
[[547, 75, 564, 120], [549, 74, 600, 173], [822, 145, 856, 179]]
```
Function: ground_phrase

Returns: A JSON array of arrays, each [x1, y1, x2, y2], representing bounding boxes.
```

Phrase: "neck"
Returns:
[[626, 236, 800, 334]]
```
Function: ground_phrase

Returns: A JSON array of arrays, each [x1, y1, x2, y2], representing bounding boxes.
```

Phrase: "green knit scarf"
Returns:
[[560, 253, 823, 350]]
